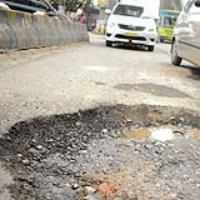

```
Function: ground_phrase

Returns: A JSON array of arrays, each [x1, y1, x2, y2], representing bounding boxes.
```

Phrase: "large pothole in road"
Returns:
[[1, 105, 200, 200]]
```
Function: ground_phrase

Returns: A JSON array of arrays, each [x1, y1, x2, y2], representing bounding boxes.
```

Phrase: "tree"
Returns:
[[50, 0, 92, 12], [97, 0, 107, 8], [160, 0, 182, 10]]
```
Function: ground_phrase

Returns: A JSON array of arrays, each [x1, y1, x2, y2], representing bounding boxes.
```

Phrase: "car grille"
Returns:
[[118, 24, 145, 31], [115, 34, 146, 41]]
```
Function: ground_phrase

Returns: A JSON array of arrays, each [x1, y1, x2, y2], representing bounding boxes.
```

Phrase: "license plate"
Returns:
[[126, 32, 138, 37], [165, 30, 172, 35]]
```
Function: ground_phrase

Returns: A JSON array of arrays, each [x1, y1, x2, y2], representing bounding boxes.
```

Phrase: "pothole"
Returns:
[[1, 104, 200, 200], [114, 83, 190, 98], [113, 83, 135, 91], [94, 81, 106, 86]]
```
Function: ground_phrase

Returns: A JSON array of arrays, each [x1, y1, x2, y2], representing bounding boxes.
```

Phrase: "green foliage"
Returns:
[[160, 0, 182, 10], [50, 0, 92, 11]]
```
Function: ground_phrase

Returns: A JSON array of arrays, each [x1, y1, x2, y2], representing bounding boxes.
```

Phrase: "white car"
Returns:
[[105, 1, 158, 51], [171, 0, 200, 66]]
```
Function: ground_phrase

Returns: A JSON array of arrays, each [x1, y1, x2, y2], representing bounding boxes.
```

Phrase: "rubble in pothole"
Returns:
[[1, 104, 200, 200]]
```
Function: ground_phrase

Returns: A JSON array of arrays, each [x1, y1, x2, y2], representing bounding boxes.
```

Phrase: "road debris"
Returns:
[[150, 128, 175, 142], [0, 104, 200, 200]]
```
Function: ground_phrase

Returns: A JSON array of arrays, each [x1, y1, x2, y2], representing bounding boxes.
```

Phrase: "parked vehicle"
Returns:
[[85, 7, 100, 32], [0, 0, 56, 15], [105, 0, 159, 51], [159, 9, 179, 42], [171, 0, 200, 66]]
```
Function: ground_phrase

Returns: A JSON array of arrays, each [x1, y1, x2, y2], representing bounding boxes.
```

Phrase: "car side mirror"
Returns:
[[105, 9, 111, 15], [184, 4, 188, 12], [195, 0, 200, 7]]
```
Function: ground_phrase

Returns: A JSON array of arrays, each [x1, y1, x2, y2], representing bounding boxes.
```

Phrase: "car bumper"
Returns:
[[106, 27, 157, 46], [159, 28, 173, 41]]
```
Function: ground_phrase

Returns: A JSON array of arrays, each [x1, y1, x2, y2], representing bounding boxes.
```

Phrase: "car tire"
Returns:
[[171, 40, 182, 66], [148, 46, 154, 52], [106, 41, 113, 47]]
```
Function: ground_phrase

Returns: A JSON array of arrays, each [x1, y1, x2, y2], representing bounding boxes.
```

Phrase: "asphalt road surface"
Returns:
[[1, 34, 200, 200], [0, 34, 200, 134]]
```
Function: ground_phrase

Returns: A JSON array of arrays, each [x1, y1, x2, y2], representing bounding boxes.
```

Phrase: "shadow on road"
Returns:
[[90, 37, 151, 52], [160, 61, 200, 82], [93, 42, 151, 52], [112, 44, 150, 52], [181, 65, 200, 81]]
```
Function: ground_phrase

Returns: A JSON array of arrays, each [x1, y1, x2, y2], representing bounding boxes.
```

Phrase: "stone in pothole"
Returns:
[[150, 128, 175, 142]]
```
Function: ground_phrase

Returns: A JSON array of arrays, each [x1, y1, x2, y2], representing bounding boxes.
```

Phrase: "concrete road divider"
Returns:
[[0, 9, 89, 50]]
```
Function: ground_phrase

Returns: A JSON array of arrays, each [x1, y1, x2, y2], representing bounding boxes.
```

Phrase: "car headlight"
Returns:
[[108, 22, 116, 28], [148, 28, 155, 32]]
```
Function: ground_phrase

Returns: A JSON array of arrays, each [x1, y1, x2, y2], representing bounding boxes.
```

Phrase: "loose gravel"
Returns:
[[1, 104, 200, 200]]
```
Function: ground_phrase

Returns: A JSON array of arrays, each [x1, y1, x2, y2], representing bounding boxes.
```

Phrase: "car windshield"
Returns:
[[113, 4, 144, 17], [160, 16, 177, 27]]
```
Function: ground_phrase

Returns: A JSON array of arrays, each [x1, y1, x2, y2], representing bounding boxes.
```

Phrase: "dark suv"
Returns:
[[0, 0, 55, 14]]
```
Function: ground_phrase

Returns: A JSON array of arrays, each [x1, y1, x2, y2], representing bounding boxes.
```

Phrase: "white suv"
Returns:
[[105, 1, 158, 51]]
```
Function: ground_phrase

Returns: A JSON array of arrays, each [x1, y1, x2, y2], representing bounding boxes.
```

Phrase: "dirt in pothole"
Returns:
[[1, 104, 200, 200]]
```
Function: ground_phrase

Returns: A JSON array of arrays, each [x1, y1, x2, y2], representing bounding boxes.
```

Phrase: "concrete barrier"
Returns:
[[0, 8, 89, 50]]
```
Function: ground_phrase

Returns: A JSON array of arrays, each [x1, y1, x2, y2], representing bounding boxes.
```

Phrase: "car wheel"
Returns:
[[148, 46, 154, 52], [171, 40, 182, 66], [106, 41, 112, 47]]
